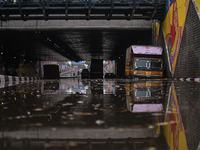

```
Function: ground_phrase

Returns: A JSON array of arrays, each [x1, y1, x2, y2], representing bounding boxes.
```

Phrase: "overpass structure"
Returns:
[[0, 0, 166, 76], [0, 0, 165, 21], [0, 0, 200, 79]]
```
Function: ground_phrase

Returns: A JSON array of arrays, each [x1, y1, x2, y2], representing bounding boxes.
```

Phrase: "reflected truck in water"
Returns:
[[126, 81, 164, 113], [125, 80, 166, 140]]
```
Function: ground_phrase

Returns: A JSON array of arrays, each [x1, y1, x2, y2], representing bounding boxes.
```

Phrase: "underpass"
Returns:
[[0, 0, 200, 150]]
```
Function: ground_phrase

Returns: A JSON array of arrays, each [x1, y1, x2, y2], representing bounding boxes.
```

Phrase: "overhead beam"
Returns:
[[87, 0, 92, 20], [0, 6, 155, 10], [42, 0, 47, 20], [19, 0, 24, 19], [150, 0, 158, 20], [0, 20, 152, 30], [108, 0, 114, 20], [0, 15, 151, 21], [129, 0, 136, 20], [65, 0, 69, 20]]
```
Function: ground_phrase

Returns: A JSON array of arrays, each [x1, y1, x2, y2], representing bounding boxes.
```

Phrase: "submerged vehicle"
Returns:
[[125, 45, 163, 78]]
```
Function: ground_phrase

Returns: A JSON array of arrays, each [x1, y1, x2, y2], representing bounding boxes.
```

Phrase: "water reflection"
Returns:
[[125, 81, 164, 113], [41, 79, 117, 95], [163, 84, 188, 150], [0, 79, 196, 149]]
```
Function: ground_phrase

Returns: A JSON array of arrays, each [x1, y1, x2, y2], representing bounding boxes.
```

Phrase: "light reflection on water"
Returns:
[[0, 78, 198, 150], [40, 79, 116, 95]]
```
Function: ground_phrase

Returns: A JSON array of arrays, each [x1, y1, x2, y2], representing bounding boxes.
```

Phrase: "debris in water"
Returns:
[[95, 120, 104, 125]]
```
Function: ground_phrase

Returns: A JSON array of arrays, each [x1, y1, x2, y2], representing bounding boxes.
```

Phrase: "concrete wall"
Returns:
[[162, 0, 200, 78], [175, 1, 200, 78]]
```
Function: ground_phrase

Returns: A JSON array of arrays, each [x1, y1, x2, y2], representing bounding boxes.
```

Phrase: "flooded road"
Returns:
[[0, 78, 200, 150]]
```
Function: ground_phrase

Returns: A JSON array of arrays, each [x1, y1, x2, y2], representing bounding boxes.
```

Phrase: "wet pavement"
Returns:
[[0, 78, 200, 150]]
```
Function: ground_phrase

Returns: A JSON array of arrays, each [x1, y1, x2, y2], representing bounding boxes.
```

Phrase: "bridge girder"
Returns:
[[0, 0, 166, 21]]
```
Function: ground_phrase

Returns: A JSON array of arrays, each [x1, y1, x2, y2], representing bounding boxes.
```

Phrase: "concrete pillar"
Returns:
[[116, 55, 125, 78], [43, 64, 60, 79], [90, 59, 103, 79]]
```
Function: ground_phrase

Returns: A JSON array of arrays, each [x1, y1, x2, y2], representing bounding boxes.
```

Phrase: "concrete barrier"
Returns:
[[0, 75, 40, 88]]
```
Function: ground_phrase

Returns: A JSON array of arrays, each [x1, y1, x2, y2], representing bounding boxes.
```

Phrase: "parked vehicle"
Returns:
[[125, 45, 163, 78], [105, 73, 116, 79]]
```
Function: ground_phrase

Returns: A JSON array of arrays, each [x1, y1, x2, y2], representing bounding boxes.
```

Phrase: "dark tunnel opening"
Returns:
[[0, 29, 152, 78]]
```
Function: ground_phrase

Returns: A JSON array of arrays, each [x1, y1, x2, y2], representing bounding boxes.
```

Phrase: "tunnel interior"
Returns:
[[0, 29, 152, 77]]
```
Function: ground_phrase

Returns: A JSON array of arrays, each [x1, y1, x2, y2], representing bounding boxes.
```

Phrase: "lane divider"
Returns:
[[0, 75, 40, 88], [174, 77, 200, 82]]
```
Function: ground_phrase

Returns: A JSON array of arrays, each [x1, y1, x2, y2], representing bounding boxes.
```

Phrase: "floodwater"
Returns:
[[0, 78, 200, 150]]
